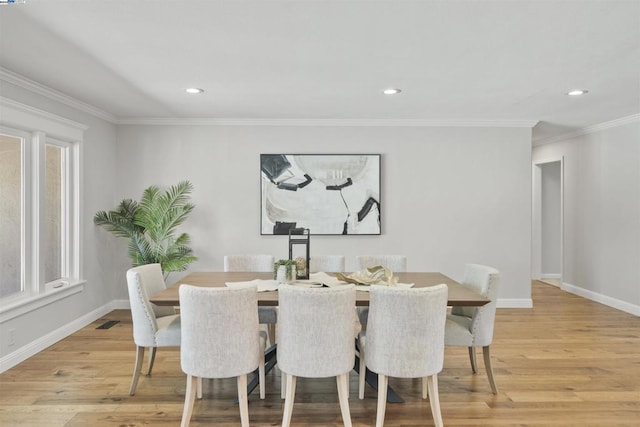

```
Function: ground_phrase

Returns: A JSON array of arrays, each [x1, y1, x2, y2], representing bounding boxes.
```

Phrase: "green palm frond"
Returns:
[[136, 181, 194, 243], [93, 199, 142, 238], [95, 181, 197, 274]]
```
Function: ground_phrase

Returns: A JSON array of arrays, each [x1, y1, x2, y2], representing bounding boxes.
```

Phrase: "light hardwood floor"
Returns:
[[1, 281, 638, 426]]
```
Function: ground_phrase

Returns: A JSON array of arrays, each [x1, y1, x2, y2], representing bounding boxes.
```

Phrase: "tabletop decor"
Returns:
[[335, 266, 399, 286], [274, 259, 297, 283], [288, 227, 310, 279], [260, 154, 381, 235]]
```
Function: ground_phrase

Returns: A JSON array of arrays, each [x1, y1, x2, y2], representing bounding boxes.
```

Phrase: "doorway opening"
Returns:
[[532, 157, 563, 287]]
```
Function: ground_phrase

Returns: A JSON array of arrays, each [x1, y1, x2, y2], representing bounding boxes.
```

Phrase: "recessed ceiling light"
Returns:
[[186, 88, 204, 94], [567, 89, 588, 96], [383, 88, 402, 95]]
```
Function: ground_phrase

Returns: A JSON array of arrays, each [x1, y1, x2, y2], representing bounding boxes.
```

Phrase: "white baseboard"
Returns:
[[0, 301, 121, 373], [561, 282, 640, 316], [111, 299, 130, 310], [541, 273, 561, 279], [497, 298, 533, 308]]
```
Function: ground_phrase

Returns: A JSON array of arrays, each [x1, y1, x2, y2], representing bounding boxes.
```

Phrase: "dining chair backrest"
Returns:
[[365, 284, 448, 378], [127, 263, 176, 319], [224, 254, 274, 272], [224, 254, 278, 329], [277, 284, 357, 378], [356, 255, 407, 272], [179, 284, 261, 378], [127, 264, 167, 347], [451, 264, 500, 347], [309, 255, 345, 272]]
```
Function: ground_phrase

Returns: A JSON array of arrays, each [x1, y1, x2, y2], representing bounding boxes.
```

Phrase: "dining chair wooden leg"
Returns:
[[146, 346, 157, 375], [259, 346, 266, 399], [336, 373, 352, 427], [483, 345, 499, 394], [426, 374, 443, 427], [358, 349, 366, 399], [237, 374, 250, 427], [180, 374, 198, 427], [129, 346, 145, 395], [281, 370, 286, 399], [196, 377, 202, 399], [468, 346, 477, 374], [375, 374, 388, 427], [282, 373, 297, 427], [267, 324, 276, 347], [422, 376, 429, 399]]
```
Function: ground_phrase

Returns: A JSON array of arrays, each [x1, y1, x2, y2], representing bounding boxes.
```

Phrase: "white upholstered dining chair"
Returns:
[[125, 264, 181, 395], [277, 284, 358, 427], [359, 284, 448, 427], [309, 255, 345, 272], [179, 284, 266, 427], [355, 255, 407, 272], [224, 254, 277, 345], [445, 264, 501, 394], [355, 255, 408, 331]]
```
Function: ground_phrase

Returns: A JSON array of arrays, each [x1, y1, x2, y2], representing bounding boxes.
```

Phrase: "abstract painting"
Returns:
[[261, 154, 381, 235]]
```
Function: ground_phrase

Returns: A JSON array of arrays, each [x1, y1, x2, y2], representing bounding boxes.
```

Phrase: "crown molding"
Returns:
[[0, 67, 117, 123], [0, 96, 88, 131], [0, 96, 88, 141], [117, 117, 539, 128], [1, 67, 540, 129], [533, 113, 640, 146]]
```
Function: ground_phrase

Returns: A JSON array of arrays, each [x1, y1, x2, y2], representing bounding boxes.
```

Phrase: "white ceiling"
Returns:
[[0, 0, 638, 142]]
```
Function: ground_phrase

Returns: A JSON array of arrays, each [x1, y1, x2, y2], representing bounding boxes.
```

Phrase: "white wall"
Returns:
[[533, 117, 640, 314], [116, 124, 533, 305], [0, 81, 119, 362], [0, 81, 535, 366], [541, 161, 561, 275]]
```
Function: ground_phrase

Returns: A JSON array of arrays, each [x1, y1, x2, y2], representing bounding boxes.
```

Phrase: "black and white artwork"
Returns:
[[261, 154, 381, 235]]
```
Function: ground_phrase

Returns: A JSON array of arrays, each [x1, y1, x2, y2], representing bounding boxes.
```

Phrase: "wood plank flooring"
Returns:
[[0, 281, 638, 426]]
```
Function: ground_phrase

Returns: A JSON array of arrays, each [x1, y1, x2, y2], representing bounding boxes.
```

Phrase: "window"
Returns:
[[44, 142, 67, 284], [0, 132, 24, 298], [0, 98, 84, 312]]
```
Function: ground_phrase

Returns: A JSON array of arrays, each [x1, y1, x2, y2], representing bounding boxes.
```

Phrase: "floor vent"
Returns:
[[96, 320, 120, 329]]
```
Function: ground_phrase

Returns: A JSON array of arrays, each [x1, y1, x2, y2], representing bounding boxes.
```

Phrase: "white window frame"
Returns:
[[39, 136, 79, 292], [0, 98, 85, 322]]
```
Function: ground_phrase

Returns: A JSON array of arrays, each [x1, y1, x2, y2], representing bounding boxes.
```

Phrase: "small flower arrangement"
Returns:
[[274, 259, 297, 281]]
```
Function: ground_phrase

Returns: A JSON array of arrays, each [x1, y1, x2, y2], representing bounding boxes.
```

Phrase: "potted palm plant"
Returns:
[[94, 180, 197, 275]]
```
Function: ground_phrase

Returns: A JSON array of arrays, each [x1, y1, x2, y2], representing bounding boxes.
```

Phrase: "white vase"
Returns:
[[276, 265, 296, 283]]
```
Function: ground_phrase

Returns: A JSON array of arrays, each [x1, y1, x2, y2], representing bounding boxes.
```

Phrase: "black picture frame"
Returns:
[[260, 154, 381, 235]]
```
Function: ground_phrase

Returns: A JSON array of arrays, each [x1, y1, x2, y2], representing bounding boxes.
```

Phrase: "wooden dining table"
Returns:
[[150, 271, 489, 403], [151, 271, 490, 307]]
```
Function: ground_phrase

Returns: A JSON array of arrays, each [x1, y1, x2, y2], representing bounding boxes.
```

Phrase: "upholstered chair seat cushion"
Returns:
[[154, 315, 182, 346], [258, 307, 277, 324], [444, 314, 473, 344]]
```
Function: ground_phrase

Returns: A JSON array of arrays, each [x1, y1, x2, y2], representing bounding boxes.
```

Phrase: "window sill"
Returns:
[[0, 280, 85, 323]]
